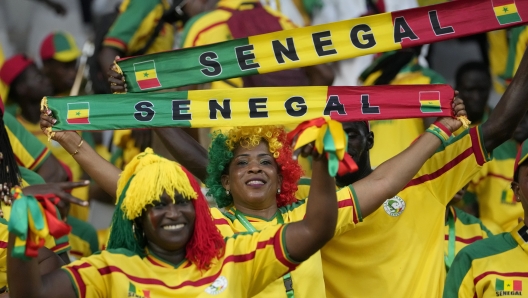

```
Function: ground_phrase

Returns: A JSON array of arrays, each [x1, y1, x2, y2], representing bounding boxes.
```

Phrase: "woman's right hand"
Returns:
[[39, 108, 80, 146]]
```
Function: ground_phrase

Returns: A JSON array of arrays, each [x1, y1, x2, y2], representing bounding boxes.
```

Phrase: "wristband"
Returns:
[[426, 122, 452, 142]]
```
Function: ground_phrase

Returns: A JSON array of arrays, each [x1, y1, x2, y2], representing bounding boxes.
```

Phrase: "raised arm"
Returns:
[[40, 112, 121, 198], [353, 98, 467, 217], [482, 47, 528, 152]]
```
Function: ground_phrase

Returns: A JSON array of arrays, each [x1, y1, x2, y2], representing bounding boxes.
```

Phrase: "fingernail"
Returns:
[[82, 201, 89, 206], [83, 180, 90, 185], [52, 119, 57, 124], [47, 109, 52, 115]]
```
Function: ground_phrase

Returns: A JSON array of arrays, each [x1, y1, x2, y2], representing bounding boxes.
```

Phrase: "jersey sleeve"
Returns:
[[227, 224, 299, 297], [62, 253, 108, 298], [443, 248, 477, 298], [103, 0, 160, 53], [4, 113, 50, 171], [408, 125, 491, 206], [334, 186, 362, 236]]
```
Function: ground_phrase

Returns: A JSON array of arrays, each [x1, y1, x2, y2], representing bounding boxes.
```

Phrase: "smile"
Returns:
[[162, 224, 185, 231], [246, 179, 265, 186]]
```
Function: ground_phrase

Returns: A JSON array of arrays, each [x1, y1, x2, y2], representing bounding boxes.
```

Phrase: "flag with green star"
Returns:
[[133, 60, 162, 90], [66, 102, 90, 124], [493, 0, 522, 25]]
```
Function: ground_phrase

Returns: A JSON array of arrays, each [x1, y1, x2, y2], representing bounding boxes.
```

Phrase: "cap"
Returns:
[[514, 141, 528, 178], [40, 31, 81, 62], [0, 54, 34, 85]]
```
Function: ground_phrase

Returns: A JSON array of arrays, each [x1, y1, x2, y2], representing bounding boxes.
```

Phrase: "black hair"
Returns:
[[0, 116, 22, 194], [360, 47, 422, 86], [6, 68, 28, 102], [455, 61, 491, 87]]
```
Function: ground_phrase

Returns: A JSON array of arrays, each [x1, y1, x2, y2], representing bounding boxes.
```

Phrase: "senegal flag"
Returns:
[[493, 0, 522, 25], [419, 91, 441, 113], [496, 278, 523, 291], [128, 283, 151, 298], [134, 60, 161, 90], [66, 102, 89, 124]]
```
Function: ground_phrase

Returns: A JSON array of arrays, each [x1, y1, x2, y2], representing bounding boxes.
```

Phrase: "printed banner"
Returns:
[[44, 85, 454, 131], [117, 0, 528, 93]]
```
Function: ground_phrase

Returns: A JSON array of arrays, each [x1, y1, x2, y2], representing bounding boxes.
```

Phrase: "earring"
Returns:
[[277, 188, 281, 194], [226, 190, 230, 196]]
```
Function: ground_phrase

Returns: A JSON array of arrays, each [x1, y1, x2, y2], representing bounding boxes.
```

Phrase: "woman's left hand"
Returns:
[[293, 142, 324, 161]]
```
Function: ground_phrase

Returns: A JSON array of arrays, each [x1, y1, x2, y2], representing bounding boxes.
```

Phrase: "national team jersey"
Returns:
[[464, 140, 523, 234], [362, 56, 447, 167], [444, 206, 493, 272], [4, 113, 49, 171], [67, 215, 99, 259], [501, 26, 528, 88], [180, 0, 296, 89], [15, 114, 90, 221], [211, 186, 361, 298], [444, 222, 528, 298], [319, 126, 490, 298], [62, 224, 299, 297], [103, 0, 174, 56]]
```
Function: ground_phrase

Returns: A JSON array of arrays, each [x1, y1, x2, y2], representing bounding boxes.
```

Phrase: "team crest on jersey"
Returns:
[[205, 276, 228, 295], [495, 278, 523, 296], [383, 196, 406, 217], [128, 282, 150, 298]]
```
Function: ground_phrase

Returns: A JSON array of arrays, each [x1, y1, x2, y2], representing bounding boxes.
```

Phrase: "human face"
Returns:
[[222, 142, 282, 209], [43, 59, 77, 94], [18, 65, 54, 103], [456, 70, 491, 122], [513, 113, 528, 144], [141, 192, 195, 252], [342, 122, 373, 166]]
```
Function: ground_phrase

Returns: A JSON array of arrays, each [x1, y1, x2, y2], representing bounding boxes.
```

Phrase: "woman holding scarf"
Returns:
[[38, 95, 467, 297]]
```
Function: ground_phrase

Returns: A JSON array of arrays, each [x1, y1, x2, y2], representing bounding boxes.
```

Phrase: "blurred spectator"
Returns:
[[359, 47, 444, 168]]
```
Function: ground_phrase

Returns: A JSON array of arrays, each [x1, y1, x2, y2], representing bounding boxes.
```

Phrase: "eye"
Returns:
[[152, 201, 166, 209], [260, 159, 272, 165], [236, 159, 248, 166], [176, 199, 189, 205]]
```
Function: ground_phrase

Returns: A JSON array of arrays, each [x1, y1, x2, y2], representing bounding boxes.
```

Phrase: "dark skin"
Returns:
[[335, 122, 374, 187], [12, 65, 54, 124], [455, 69, 491, 123], [42, 59, 77, 95], [513, 112, 528, 144], [511, 164, 528, 227]]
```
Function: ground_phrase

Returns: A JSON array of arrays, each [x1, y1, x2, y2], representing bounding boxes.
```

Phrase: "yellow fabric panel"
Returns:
[[487, 30, 509, 94], [321, 126, 488, 298], [513, 27, 528, 79], [63, 224, 296, 297], [0, 43, 7, 100], [443, 208, 491, 260]]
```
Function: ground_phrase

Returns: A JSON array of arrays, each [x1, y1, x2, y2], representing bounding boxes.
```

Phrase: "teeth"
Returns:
[[247, 180, 264, 185], [163, 224, 184, 230]]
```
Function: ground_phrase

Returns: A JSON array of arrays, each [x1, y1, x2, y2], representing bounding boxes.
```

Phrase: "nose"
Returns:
[[164, 203, 181, 220], [247, 160, 262, 173]]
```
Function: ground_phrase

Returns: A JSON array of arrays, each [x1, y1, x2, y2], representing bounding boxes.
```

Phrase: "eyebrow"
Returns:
[[234, 153, 272, 158]]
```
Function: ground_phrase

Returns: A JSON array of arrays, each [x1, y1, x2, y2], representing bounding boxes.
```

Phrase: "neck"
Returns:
[[336, 154, 373, 187], [233, 201, 278, 220], [19, 102, 41, 124], [147, 242, 186, 266]]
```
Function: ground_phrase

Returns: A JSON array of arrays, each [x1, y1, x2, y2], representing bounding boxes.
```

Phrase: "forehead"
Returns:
[[233, 140, 271, 156], [342, 122, 368, 134]]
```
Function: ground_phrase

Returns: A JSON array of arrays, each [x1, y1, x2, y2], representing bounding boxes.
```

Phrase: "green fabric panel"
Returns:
[[133, 61, 156, 72], [19, 167, 45, 185], [53, 33, 71, 52], [454, 207, 493, 237], [67, 215, 99, 254], [502, 26, 526, 80], [179, 10, 212, 49], [48, 92, 192, 131], [443, 233, 517, 297], [491, 139, 517, 161], [462, 190, 478, 205], [106, 0, 160, 45], [278, 198, 307, 213], [297, 177, 312, 186], [119, 37, 255, 92]]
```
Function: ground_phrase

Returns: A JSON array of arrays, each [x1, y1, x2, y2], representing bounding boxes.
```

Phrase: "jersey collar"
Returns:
[[145, 248, 188, 269], [510, 222, 528, 254]]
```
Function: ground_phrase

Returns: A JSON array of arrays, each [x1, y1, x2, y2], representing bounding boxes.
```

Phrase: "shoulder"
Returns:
[[119, 0, 160, 13], [454, 207, 484, 226], [457, 233, 517, 264], [180, 9, 231, 47], [67, 216, 98, 237]]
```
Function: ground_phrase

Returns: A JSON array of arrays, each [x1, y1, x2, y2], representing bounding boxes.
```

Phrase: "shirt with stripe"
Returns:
[[15, 113, 90, 221], [67, 215, 99, 260], [464, 139, 523, 234], [212, 186, 361, 298], [444, 206, 493, 263], [501, 26, 528, 89], [444, 222, 528, 298], [180, 0, 296, 89], [363, 56, 447, 168], [103, 0, 174, 55], [316, 125, 491, 298], [62, 224, 298, 297], [4, 112, 50, 171]]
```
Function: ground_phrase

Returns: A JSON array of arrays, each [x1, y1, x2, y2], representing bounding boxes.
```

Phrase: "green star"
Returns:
[[143, 72, 149, 78], [76, 111, 80, 116], [503, 6, 509, 13]]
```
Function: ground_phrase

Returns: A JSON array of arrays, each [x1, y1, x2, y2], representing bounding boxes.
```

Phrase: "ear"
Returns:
[[366, 131, 374, 150], [512, 182, 521, 202], [221, 174, 230, 192], [278, 173, 283, 189]]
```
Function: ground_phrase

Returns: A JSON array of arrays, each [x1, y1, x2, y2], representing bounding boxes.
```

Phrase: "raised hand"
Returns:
[[437, 94, 467, 133]]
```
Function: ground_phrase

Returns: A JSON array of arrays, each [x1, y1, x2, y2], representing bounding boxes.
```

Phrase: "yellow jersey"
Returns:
[[62, 224, 299, 297], [211, 186, 361, 298], [444, 222, 528, 298], [464, 140, 523, 234], [67, 216, 99, 260], [320, 126, 491, 298]]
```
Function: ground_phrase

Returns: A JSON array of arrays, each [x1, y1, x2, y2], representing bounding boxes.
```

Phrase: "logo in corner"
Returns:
[[495, 278, 523, 296], [383, 196, 406, 217], [205, 276, 228, 295]]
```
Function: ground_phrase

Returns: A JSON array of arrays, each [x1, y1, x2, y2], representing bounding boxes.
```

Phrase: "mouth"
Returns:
[[162, 224, 185, 231], [245, 179, 266, 187]]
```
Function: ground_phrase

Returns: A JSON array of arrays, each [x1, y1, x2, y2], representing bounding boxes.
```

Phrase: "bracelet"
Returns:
[[71, 138, 84, 156], [426, 122, 452, 142]]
